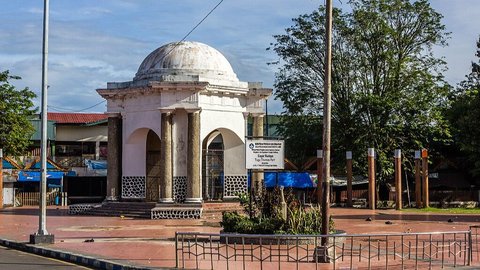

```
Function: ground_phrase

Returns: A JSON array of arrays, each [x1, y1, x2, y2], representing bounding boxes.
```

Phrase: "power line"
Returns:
[[47, 1, 224, 114], [162, 0, 225, 58], [47, 100, 106, 112]]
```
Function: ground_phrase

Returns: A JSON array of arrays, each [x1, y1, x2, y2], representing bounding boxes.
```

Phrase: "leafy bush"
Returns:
[[223, 188, 335, 235]]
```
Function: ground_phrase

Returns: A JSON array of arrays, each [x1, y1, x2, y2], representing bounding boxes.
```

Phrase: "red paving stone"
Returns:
[[1, 206, 479, 269]]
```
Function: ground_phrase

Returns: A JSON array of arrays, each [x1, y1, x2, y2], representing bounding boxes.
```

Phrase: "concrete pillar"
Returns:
[[106, 113, 122, 201], [414, 150, 422, 208], [316, 150, 323, 205], [95, 141, 100, 160], [346, 151, 353, 207], [367, 148, 375, 210], [159, 110, 173, 203], [252, 114, 265, 196], [422, 149, 429, 208], [186, 109, 202, 203], [394, 149, 402, 210]]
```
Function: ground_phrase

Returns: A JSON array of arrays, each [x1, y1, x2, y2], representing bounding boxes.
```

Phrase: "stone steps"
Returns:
[[70, 201, 244, 219], [75, 202, 156, 219]]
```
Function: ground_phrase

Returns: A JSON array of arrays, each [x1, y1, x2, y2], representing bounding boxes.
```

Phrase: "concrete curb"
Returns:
[[0, 238, 167, 270]]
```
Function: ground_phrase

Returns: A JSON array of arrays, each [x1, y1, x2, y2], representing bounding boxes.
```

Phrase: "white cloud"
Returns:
[[2, 0, 479, 114]]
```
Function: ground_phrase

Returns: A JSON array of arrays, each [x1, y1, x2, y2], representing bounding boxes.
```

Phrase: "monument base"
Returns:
[[314, 245, 331, 263], [29, 234, 55, 244]]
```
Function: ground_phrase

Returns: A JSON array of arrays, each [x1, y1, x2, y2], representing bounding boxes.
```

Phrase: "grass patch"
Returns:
[[401, 207, 480, 214]]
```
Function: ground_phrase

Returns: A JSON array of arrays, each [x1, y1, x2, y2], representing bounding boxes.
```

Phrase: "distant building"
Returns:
[[29, 112, 108, 175]]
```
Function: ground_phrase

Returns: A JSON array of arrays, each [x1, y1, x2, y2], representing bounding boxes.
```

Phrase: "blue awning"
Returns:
[[264, 172, 315, 188], [2, 158, 21, 169], [18, 171, 65, 182]]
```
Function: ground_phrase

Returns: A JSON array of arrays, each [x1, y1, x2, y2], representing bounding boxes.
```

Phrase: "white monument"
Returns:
[[97, 41, 271, 218]]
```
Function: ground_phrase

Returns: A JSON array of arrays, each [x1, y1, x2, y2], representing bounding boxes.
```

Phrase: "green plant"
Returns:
[[224, 190, 335, 235]]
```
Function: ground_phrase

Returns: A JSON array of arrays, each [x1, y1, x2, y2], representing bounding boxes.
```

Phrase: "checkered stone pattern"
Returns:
[[68, 204, 98, 215], [151, 208, 202, 219], [173, 176, 187, 203], [224, 175, 248, 197], [121, 176, 146, 199]]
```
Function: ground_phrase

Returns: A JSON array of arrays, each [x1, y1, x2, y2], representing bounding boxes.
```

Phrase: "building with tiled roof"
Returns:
[[47, 112, 108, 125], [29, 112, 108, 174]]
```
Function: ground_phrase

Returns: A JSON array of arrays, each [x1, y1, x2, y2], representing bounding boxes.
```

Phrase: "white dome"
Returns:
[[134, 41, 239, 84]]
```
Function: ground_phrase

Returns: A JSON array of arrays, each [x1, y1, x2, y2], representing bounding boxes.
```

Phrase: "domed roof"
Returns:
[[134, 41, 239, 84]]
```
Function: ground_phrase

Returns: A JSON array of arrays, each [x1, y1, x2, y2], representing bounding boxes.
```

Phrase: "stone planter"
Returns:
[[219, 230, 346, 246]]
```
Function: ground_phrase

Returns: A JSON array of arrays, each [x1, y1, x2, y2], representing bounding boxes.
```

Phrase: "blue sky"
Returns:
[[1, 0, 479, 114]]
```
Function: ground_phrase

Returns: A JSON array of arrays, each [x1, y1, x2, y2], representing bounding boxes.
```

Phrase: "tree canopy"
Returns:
[[448, 37, 480, 176], [0, 70, 37, 156], [271, 0, 451, 180]]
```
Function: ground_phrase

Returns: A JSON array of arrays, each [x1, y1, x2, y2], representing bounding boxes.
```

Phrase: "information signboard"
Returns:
[[245, 140, 284, 169]]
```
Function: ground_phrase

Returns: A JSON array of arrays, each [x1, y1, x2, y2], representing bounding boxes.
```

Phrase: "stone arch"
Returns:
[[202, 128, 246, 200], [145, 130, 161, 201], [122, 128, 162, 201]]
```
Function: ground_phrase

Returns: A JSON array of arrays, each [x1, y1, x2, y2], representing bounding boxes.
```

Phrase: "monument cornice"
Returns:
[[97, 81, 209, 100]]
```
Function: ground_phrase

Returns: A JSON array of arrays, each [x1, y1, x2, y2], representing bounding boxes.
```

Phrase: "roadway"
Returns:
[[0, 245, 91, 270]]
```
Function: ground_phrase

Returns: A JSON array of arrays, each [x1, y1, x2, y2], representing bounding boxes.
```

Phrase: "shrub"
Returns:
[[223, 188, 335, 235]]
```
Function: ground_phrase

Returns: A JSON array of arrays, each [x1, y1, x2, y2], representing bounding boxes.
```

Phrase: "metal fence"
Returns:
[[175, 230, 473, 269], [15, 191, 66, 206], [469, 225, 480, 263]]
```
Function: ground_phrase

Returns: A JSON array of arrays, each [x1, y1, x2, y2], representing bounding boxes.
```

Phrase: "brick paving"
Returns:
[[1, 206, 480, 269]]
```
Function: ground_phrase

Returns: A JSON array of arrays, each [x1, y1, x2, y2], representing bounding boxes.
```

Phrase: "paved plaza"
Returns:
[[1, 206, 480, 269]]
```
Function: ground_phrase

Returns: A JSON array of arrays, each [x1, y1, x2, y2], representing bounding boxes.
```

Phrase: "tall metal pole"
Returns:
[[31, 0, 54, 244], [39, 0, 50, 236], [321, 0, 333, 244]]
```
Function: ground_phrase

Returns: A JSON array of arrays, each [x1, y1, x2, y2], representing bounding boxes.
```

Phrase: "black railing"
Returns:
[[175, 230, 473, 269]]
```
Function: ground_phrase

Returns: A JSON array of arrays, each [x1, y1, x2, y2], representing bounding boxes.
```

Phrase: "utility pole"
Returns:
[[321, 0, 333, 245], [30, 0, 54, 244]]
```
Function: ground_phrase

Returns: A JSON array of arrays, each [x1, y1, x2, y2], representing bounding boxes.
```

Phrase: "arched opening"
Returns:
[[202, 132, 224, 201], [145, 130, 161, 201]]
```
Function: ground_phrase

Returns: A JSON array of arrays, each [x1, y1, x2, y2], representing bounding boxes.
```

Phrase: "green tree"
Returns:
[[271, 0, 451, 180], [0, 70, 37, 156], [448, 37, 480, 176]]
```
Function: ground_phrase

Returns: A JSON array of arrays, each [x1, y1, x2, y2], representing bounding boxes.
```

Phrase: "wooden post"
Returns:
[[394, 149, 402, 210], [421, 149, 429, 208], [316, 150, 323, 205], [414, 150, 422, 208], [367, 148, 375, 210], [346, 151, 353, 207], [0, 149, 3, 208]]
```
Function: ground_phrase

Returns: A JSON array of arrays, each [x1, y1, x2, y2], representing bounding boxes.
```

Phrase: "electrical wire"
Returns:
[[162, 0, 225, 58], [47, 100, 106, 112], [47, 1, 224, 114]]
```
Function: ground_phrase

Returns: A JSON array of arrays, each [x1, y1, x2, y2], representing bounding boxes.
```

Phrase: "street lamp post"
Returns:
[[30, 0, 54, 245]]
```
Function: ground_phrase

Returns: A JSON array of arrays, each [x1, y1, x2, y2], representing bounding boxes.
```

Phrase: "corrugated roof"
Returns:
[[47, 112, 108, 124]]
